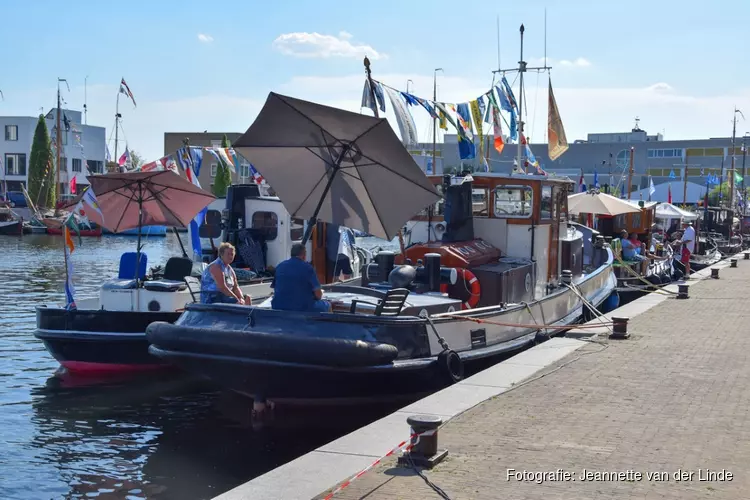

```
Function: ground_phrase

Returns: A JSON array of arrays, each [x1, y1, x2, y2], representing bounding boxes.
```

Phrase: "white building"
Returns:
[[1, 109, 106, 197]]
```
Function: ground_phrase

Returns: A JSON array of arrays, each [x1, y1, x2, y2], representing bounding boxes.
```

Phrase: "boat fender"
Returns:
[[437, 349, 463, 383], [148, 300, 161, 312], [450, 268, 481, 310]]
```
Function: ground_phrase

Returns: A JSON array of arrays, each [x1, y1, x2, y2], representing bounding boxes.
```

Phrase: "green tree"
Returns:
[[708, 181, 731, 205], [27, 115, 53, 207], [212, 134, 233, 197], [128, 150, 144, 170]]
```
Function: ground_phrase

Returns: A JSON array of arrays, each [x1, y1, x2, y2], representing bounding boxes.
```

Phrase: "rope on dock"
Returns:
[[448, 315, 614, 330]]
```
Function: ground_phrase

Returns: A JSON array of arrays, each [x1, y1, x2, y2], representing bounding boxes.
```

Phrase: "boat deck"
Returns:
[[291, 256, 750, 500]]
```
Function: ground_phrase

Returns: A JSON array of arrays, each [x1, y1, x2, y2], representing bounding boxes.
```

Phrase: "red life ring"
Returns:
[[445, 268, 481, 309]]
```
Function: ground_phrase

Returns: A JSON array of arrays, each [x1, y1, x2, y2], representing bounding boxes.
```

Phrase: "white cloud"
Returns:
[[272, 32, 386, 60], [197, 33, 214, 43], [559, 57, 591, 67], [529, 57, 592, 68]]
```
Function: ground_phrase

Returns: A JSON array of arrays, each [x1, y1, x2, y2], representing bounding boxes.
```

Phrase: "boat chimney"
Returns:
[[441, 177, 475, 242], [424, 253, 442, 292], [375, 251, 395, 283]]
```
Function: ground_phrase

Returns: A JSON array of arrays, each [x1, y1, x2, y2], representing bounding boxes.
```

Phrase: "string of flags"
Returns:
[[361, 74, 569, 173]]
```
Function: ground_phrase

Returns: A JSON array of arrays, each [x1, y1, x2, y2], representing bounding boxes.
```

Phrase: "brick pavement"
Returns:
[[316, 263, 750, 500]]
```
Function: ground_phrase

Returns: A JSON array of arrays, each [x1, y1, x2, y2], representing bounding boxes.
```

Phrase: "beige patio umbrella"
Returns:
[[568, 191, 642, 216]]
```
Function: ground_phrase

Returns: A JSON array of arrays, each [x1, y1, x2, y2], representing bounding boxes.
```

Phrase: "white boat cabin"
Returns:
[[403, 173, 588, 301]]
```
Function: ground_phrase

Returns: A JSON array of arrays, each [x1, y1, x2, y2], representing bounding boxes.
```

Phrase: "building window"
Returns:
[[251, 211, 278, 241], [472, 188, 489, 217], [4, 125, 18, 141], [240, 162, 251, 179], [290, 218, 305, 241], [494, 185, 533, 218], [4, 154, 26, 176], [59, 156, 67, 170], [210, 163, 218, 177], [87, 160, 103, 174], [72, 158, 82, 172], [210, 140, 222, 148], [540, 185, 553, 219]]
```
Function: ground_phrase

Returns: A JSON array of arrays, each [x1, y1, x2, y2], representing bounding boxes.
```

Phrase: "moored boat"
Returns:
[[147, 172, 617, 405]]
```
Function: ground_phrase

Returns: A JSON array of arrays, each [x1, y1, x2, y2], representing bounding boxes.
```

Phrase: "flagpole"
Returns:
[[730, 108, 738, 211], [742, 134, 748, 214], [114, 88, 121, 167], [626, 147, 634, 200], [682, 155, 689, 207]]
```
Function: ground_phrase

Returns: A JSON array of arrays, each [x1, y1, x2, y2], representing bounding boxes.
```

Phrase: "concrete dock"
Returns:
[[218, 255, 749, 500]]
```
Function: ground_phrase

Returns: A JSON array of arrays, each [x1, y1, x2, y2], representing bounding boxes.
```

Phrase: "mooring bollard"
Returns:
[[677, 284, 689, 299], [609, 316, 630, 340], [711, 268, 720, 279], [398, 415, 447, 469], [744, 252, 750, 260], [730, 259, 738, 268]]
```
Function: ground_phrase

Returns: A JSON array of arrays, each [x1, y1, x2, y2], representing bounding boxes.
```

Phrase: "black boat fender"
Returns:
[[437, 349, 464, 383], [146, 322, 398, 367]]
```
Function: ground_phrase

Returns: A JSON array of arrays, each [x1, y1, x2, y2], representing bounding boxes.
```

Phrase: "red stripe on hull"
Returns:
[[60, 360, 168, 375]]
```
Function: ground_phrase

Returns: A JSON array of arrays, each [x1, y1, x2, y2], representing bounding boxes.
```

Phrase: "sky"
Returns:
[[1, 0, 749, 162]]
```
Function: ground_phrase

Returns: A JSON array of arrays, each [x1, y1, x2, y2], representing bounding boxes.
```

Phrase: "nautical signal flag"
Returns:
[[120, 78, 136, 108], [69, 175, 76, 194], [63, 225, 76, 310]]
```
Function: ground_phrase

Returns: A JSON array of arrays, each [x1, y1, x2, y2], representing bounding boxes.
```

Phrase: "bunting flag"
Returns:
[[438, 110, 448, 130], [593, 170, 599, 188], [360, 80, 377, 115], [120, 78, 137, 108], [547, 79, 569, 161], [495, 85, 514, 112], [217, 148, 236, 174], [189, 147, 203, 177], [649, 176, 656, 201], [669, 169, 676, 179], [735, 171, 743, 183], [79, 187, 104, 224], [501, 76, 518, 109], [118, 147, 130, 167], [525, 143, 538, 167], [372, 82, 386, 113], [383, 86, 419, 146], [105, 145, 112, 163], [578, 169, 585, 192], [491, 105, 505, 155], [509, 108, 518, 141], [476, 96, 487, 123], [249, 163, 264, 184], [469, 99, 484, 163], [415, 96, 438, 119], [69, 176, 76, 194], [455, 103, 476, 160], [434, 102, 458, 131], [63, 224, 76, 310]]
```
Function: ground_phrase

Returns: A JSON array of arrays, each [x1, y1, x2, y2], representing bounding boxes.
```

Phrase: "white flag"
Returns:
[[649, 177, 656, 196]]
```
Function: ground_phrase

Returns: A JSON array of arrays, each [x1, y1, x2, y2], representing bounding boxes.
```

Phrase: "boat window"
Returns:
[[632, 211, 642, 228], [290, 218, 304, 241], [613, 214, 626, 231], [472, 188, 489, 217], [418, 184, 444, 216], [541, 185, 553, 219], [494, 185, 533, 218], [251, 211, 278, 241]]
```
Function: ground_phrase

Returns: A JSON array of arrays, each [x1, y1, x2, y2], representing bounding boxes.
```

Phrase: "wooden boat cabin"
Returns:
[[400, 173, 607, 307]]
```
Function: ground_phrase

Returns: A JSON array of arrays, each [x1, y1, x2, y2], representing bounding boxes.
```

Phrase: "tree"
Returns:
[[128, 150, 144, 170], [27, 115, 54, 207], [708, 181, 730, 205], [212, 134, 233, 197]]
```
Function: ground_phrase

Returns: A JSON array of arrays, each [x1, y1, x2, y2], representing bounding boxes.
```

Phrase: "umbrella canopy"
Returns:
[[655, 202, 698, 221], [568, 191, 642, 216], [87, 170, 215, 232], [233, 92, 441, 241]]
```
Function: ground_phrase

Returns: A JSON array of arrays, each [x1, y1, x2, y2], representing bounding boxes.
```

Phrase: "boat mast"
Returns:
[[626, 147, 634, 199], [742, 133, 748, 213], [113, 90, 121, 168], [729, 108, 742, 211], [682, 155, 689, 207], [493, 24, 550, 174], [55, 78, 68, 205], [432, 68, 442, 175]]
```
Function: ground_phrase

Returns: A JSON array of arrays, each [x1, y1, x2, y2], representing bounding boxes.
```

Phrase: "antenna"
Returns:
[[84, 75, 88, 125], [544, 8, 547, 67], [58, 78, 70, 92], [496, 15, 501, 70]]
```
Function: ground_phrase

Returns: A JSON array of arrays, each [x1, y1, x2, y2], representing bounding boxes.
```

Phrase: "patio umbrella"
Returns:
[[568, 191, 642, 216], [88, 170, 215, 277], [233, 92, 441, 242]]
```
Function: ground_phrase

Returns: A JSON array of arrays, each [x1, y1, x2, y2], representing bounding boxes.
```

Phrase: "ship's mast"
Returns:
[[55, 78, 69, 205], [493, 24, 551, 174], [432, 68, 443, 175]]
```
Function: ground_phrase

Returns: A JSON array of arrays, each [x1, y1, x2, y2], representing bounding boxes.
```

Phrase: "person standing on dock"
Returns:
[[680, 221, 695, 277], [326, 224, 355, 282]]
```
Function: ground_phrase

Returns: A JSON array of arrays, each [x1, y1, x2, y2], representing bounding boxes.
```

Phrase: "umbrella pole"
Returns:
[[171, 227, 188, 258], [300, 163, 342, 245], [135, 183, 143, 312]]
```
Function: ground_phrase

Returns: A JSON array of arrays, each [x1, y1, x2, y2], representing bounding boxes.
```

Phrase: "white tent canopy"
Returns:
[[654, 202, 698, 221], [630, 181, 707, 205]]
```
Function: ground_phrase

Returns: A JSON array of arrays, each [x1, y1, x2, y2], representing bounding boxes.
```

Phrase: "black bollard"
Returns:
[[677, 284, 689, 299], [609, 317, 630, 340], [730, 259, 738, 268], [744, 252, 749, 260], [398, 415, 448, 469], [711, 268, 720, 279]]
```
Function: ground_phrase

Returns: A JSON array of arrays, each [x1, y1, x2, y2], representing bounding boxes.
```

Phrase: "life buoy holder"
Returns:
[[441, 268, 480, 309]]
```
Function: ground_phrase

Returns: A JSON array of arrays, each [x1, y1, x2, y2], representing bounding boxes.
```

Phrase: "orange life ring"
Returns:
[[444, 268, 481, 309]]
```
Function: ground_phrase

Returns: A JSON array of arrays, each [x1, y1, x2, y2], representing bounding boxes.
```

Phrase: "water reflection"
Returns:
[[0, 234, 401, 500]]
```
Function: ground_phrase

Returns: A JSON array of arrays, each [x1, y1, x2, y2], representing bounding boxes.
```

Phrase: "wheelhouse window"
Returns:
[[472, 187, 489, 217], [540, 185, 553, 219], [290, 218, 305, 241], [252, 211, 278, 241], [5, 125, 18, 141], [494, 185, 533, 218]]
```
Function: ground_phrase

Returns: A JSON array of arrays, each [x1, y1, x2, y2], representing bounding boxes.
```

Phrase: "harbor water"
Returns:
[[0, 233, 401, 500]]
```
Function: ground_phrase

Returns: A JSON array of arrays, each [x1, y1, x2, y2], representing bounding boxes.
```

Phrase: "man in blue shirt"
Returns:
[[271, 243, 331, 312]]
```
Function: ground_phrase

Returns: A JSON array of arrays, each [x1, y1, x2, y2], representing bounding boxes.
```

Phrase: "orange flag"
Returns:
[[547, 78, 569, 161]]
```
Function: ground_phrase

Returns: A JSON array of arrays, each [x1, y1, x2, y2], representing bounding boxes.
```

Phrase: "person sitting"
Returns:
[[620, 230, 648, 272], [326, 223, 355, 282], [200, 242, 252, 305], [271, 243, 331, 312]]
